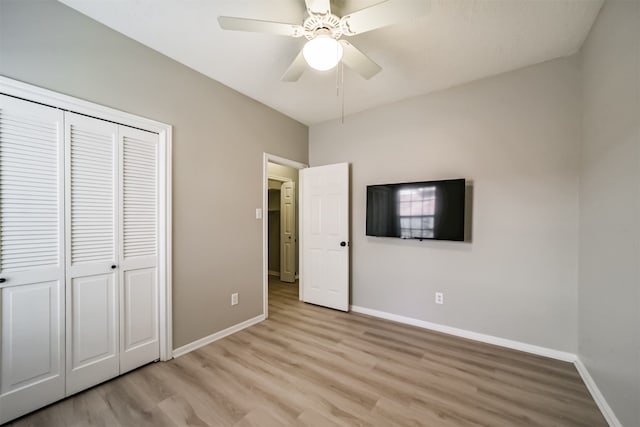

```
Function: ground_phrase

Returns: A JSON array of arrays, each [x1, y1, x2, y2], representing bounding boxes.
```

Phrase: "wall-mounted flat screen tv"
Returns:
[[366, 178, 466, 242]]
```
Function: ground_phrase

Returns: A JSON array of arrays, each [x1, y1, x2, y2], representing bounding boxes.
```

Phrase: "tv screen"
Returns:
[[366, 179, 466, 241]]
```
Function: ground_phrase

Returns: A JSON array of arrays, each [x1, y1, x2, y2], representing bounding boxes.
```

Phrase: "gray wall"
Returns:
[[579, 0, 640, 425], [310, 56, 581, 352], [0, 0, 308, 348]]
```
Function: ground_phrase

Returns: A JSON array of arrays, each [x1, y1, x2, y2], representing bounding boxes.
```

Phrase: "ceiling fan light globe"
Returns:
[[303, 36, 343, 71]]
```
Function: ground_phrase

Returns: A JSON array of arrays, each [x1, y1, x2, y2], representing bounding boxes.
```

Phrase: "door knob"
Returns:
[[111, 265, 117, 269], [340, 241, 347, 247], [0, 278, 6, 283]]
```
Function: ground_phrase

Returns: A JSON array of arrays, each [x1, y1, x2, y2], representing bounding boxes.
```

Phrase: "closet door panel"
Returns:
[[0, 95, 64, 283], [121, 267, 158, 372], [67, 274, 117, 393], [65, 112, 119, 395], [119, 126, 159, 373], [0, 281, 64, 424], [0, 95, 65, 424], [1, 283, 62, 392]]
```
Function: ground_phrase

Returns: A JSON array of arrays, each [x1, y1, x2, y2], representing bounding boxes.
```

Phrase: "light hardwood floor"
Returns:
[[7, 278, 606, 426]]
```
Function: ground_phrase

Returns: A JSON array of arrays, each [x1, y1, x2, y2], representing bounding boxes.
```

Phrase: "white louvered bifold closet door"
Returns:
[[64, 112, 119, 395], [0, 95, 65, 424], [118, 125, 160, 373]]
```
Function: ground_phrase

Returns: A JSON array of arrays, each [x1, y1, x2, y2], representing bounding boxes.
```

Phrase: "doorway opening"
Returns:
[[262, 154, 307, 318]]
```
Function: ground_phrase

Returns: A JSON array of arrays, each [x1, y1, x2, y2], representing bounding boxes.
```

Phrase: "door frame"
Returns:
[[0, 76, 174, 361], [262, 153, 307, 318]]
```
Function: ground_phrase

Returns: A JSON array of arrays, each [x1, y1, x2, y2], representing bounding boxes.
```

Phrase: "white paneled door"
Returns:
[[280, 180, 296, 283], [119, 126, 160, 373], [0, 95, 66, 423], [300, 163, 349, 311], [65, 112, 119, 395]]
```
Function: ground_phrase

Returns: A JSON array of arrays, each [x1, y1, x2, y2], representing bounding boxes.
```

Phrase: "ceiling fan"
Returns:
[[218, 0, 430, 82]]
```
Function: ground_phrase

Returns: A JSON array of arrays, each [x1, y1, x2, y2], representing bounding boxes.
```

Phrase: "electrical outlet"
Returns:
[[231, 293, 238, 306], [435, 292, 444, 305]]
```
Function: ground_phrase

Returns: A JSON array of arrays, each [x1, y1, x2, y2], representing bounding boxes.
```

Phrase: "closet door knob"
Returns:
[[340, 241, 347, 247], [0, 278, 6, 283], [111, 265, 117, 269]]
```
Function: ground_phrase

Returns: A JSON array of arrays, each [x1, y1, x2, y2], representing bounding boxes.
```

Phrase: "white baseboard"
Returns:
[[350, 305, 577, 363], [172, 314, 265, 358], [575, 358, 622, 427], [268, 270, 280, 276]]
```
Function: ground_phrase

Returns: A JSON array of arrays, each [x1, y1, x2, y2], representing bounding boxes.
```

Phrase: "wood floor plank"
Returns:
[[157, 395, 213, 427], [96, 376, 176, 427], [69, 408, 123, 427], [372, 396, 480, 427], [6, 278, 607, 427], [50, 386, 110, 427]]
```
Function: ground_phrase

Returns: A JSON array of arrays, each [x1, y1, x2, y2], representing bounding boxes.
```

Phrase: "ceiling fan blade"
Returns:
[[281, 49, 307, 82], [339, 40, 382, 80], [305, 0, 331, 15], [340, 0, 430, 35], [218, 16, 305, 37]]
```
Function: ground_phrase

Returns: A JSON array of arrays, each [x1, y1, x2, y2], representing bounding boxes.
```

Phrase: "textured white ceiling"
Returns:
[[60, 0, 602, 125]]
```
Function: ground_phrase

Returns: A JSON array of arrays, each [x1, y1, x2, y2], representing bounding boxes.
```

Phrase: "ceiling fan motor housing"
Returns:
[[303, 13, 343, 39]]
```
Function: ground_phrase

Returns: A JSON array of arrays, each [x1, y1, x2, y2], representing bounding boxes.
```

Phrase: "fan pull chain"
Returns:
[[340, 60, 345, 125], [335, 51, 345, 125], [336, 58, 340, 97]]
